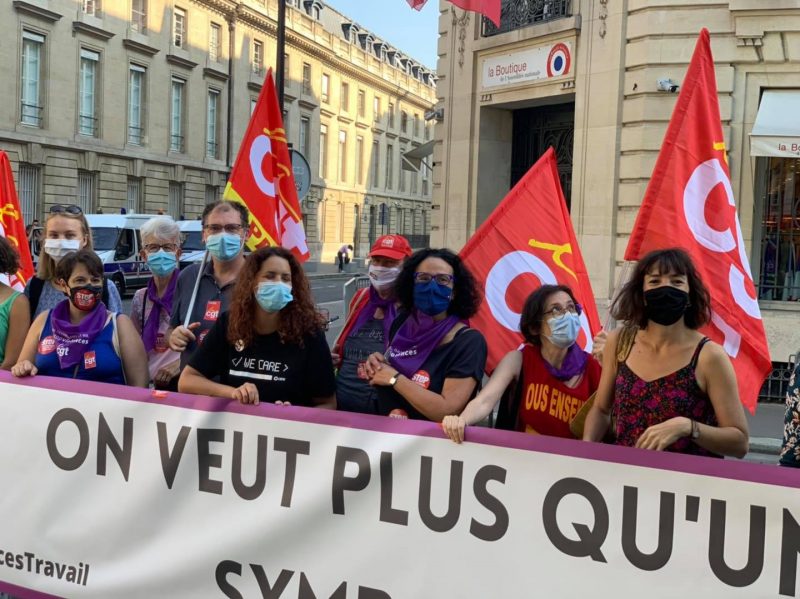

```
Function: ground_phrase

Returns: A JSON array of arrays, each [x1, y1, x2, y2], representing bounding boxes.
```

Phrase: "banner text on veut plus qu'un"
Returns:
[[1, 371, 799, 599]]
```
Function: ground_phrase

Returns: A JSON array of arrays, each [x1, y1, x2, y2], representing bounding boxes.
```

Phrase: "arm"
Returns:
[[388, 373, 478, 422], [1, 294, 31, 369], [115, 314, 150, 388], [582, 328, 621, 442], [442, 350, 522, 443], [312, 394, 336, 409], [177, 365, 260, 404], [11, 310, 48, 377]]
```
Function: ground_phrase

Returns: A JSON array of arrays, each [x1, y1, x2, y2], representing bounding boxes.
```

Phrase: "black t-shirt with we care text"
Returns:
[[188, 312, 336, 406], [376, 327, 487, 420]]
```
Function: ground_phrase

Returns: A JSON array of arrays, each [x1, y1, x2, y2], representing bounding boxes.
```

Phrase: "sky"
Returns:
[[324, 0, 440, 69]]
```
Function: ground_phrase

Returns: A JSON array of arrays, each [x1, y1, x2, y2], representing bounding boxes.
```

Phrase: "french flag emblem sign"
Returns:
[[547, 43, 571, 77]]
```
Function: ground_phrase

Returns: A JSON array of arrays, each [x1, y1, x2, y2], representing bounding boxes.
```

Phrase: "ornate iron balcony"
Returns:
[[482, 0, 572, 37]]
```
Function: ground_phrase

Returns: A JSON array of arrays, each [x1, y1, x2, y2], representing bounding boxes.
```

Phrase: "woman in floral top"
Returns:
[[583, 248, 749, 458], [779, 362, 800, 467]]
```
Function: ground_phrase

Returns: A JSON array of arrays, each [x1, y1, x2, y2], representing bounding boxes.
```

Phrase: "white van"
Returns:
[[86, 214, 160, 295], [178, 219, 205, 268]]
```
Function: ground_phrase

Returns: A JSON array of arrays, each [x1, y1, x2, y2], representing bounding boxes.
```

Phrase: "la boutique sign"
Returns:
[[482, 42, 572, 90]]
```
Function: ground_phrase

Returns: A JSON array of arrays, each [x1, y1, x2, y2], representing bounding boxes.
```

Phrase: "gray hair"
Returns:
[[140, 216, 181, 245]]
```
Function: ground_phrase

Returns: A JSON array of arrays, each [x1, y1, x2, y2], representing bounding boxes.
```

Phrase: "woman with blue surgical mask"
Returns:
[[364, 248, 487, 422], [179, 247, 336, 408], [130, 216, 182, 389], [442, 284, 602, 442]]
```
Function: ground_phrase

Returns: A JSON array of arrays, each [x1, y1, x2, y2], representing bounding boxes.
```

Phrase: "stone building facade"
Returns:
[[432, 0, 800, 378], [1, 0, 436, 263]]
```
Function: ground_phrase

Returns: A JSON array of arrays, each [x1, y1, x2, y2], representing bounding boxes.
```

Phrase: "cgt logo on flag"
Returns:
[[224, 70, 309, 262], [461, 147, 601, 373], [624, 28, 771, 413]]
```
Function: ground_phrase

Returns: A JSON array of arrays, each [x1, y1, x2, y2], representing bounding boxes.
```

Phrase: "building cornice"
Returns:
[[12, 0, 62, 23], [122, 37, 160, 57], [203, 66, 229, 82], [166, 53, 199, 70], [72, 21, 115, 41]]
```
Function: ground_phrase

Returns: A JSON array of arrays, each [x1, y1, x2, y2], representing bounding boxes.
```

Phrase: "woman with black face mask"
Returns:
[[363, 248, 487, 421], [582, 248, 749, 458], [12, 250, 148, 386]]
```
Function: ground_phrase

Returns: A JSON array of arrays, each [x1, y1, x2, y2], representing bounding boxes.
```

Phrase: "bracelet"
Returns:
[[690, 419, 700, 440]]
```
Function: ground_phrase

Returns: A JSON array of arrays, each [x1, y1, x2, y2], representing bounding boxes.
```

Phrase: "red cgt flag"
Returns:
[[624, 29, 771, 413], [406, 0, 501, 26], [461, 147, 601, 372], [224, 69, 309, 262], [0, 151, 35, 291]]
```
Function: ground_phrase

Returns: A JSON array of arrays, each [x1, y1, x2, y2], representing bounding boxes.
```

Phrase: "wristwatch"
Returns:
[[388, 373, 400, 387], [690, 419, 700, 440]]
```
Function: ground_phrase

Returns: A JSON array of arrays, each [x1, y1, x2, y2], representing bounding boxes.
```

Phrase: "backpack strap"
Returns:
[[28, 276, 45, 321], [110, 312, 127, 385], [102, 278, 110, 307]]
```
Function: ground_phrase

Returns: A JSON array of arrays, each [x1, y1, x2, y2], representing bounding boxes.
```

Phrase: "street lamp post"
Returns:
[[276, 0, 286, 110]]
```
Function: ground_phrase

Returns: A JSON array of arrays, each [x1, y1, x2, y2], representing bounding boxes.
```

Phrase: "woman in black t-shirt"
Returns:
[[179, 247, 336, 408], [364, 248, 487, 421]]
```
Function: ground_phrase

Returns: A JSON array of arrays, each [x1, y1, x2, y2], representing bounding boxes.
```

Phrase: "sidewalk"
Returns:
[[305, 261, 366, 279]]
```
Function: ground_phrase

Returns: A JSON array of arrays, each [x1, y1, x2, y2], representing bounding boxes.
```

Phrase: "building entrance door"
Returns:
[[511, 102, 575, 209]]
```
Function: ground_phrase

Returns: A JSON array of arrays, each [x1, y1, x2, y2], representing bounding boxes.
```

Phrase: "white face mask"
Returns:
[[43, 238, 81, 262], [368, 264, 400, 292]]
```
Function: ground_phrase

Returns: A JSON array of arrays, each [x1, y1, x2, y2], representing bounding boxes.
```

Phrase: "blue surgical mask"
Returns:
[[255, 282, 293, 313], [147, 250, 178, 277], [206, 233, 243, 262], [413, 281, 452, 316], [545, 313, 582, 349]]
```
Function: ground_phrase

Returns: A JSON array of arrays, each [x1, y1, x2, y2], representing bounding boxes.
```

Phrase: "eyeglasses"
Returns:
[[203, 224, 245, 234], [542, 303, 582, 319], [144, 243, 179, 253], [414, 272, 455, 286], [49, 205, 83, 215]]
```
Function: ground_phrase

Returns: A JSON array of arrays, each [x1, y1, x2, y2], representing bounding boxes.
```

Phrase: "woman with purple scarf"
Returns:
[[364, 248, 487, 421], [442, 284, 602, 442], [332, 234, 412, 414], [12, 250, 148, 386], [130, 217, 182, 389]]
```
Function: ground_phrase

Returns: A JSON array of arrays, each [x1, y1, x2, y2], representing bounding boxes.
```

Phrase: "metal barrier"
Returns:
[[343, 276, 370, 317], [759, 352, 798, 403]]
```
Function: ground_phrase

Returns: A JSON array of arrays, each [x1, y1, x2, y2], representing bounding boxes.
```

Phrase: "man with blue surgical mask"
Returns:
[[131, 216, 183, 389], [168, 200, 250, 373]]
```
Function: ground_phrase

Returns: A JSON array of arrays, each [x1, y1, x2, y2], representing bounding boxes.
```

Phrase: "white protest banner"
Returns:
[[1, 371, 799, 598]]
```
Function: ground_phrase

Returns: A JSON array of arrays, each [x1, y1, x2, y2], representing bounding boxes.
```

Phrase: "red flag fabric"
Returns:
[[224, 69, 309, 262], [0, 151, 34, 291], [406, 0, 501, 26], [460, 147, 601, 372], [624, 29, 770, 414]]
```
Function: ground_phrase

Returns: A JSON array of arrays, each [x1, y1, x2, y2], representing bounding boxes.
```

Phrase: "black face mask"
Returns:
[[69, 284, 103, 312], [644, 286, 689, 326]]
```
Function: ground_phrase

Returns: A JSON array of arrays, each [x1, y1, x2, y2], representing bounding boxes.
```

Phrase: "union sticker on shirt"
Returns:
[[83, 351, 97, 370], [204, 300, 221, 321], [155, 333, 168, 353], [411, 370, 431, 389], [38, 336, 57, 355]]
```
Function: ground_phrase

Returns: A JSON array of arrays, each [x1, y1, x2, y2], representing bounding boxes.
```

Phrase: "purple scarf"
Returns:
[[386, 311, 462, 378], [351, 287, 397, 348], [543, 343, 589, 381], [50, 299, 109, 370], [142, 271, 178, 352]]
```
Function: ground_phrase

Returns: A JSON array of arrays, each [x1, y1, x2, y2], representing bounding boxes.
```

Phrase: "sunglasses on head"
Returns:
[[49, 205, 83, 215]]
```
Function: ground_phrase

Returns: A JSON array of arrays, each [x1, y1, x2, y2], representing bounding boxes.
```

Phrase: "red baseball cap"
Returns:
[[368, 234, 412, 260]]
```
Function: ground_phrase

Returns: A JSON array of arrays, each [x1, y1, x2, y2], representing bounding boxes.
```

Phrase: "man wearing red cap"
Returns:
[[333, 234, 412, 413]]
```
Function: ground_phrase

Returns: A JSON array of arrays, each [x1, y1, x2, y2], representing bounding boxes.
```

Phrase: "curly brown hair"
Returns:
[[227, 246, 323, 348], [0, 236, 20, 276]]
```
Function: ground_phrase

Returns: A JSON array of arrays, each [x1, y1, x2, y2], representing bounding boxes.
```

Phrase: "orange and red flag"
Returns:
[[0, 151, 34, 291], [624, 29, 771, 413], [224, 69, 309, 262], [460, 147, 601, 372]]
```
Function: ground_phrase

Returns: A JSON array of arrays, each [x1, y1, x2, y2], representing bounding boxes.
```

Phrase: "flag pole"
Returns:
[[276, 0, 286, 110], [603, 261, 634, 331], [183, 250, 210, 329]]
